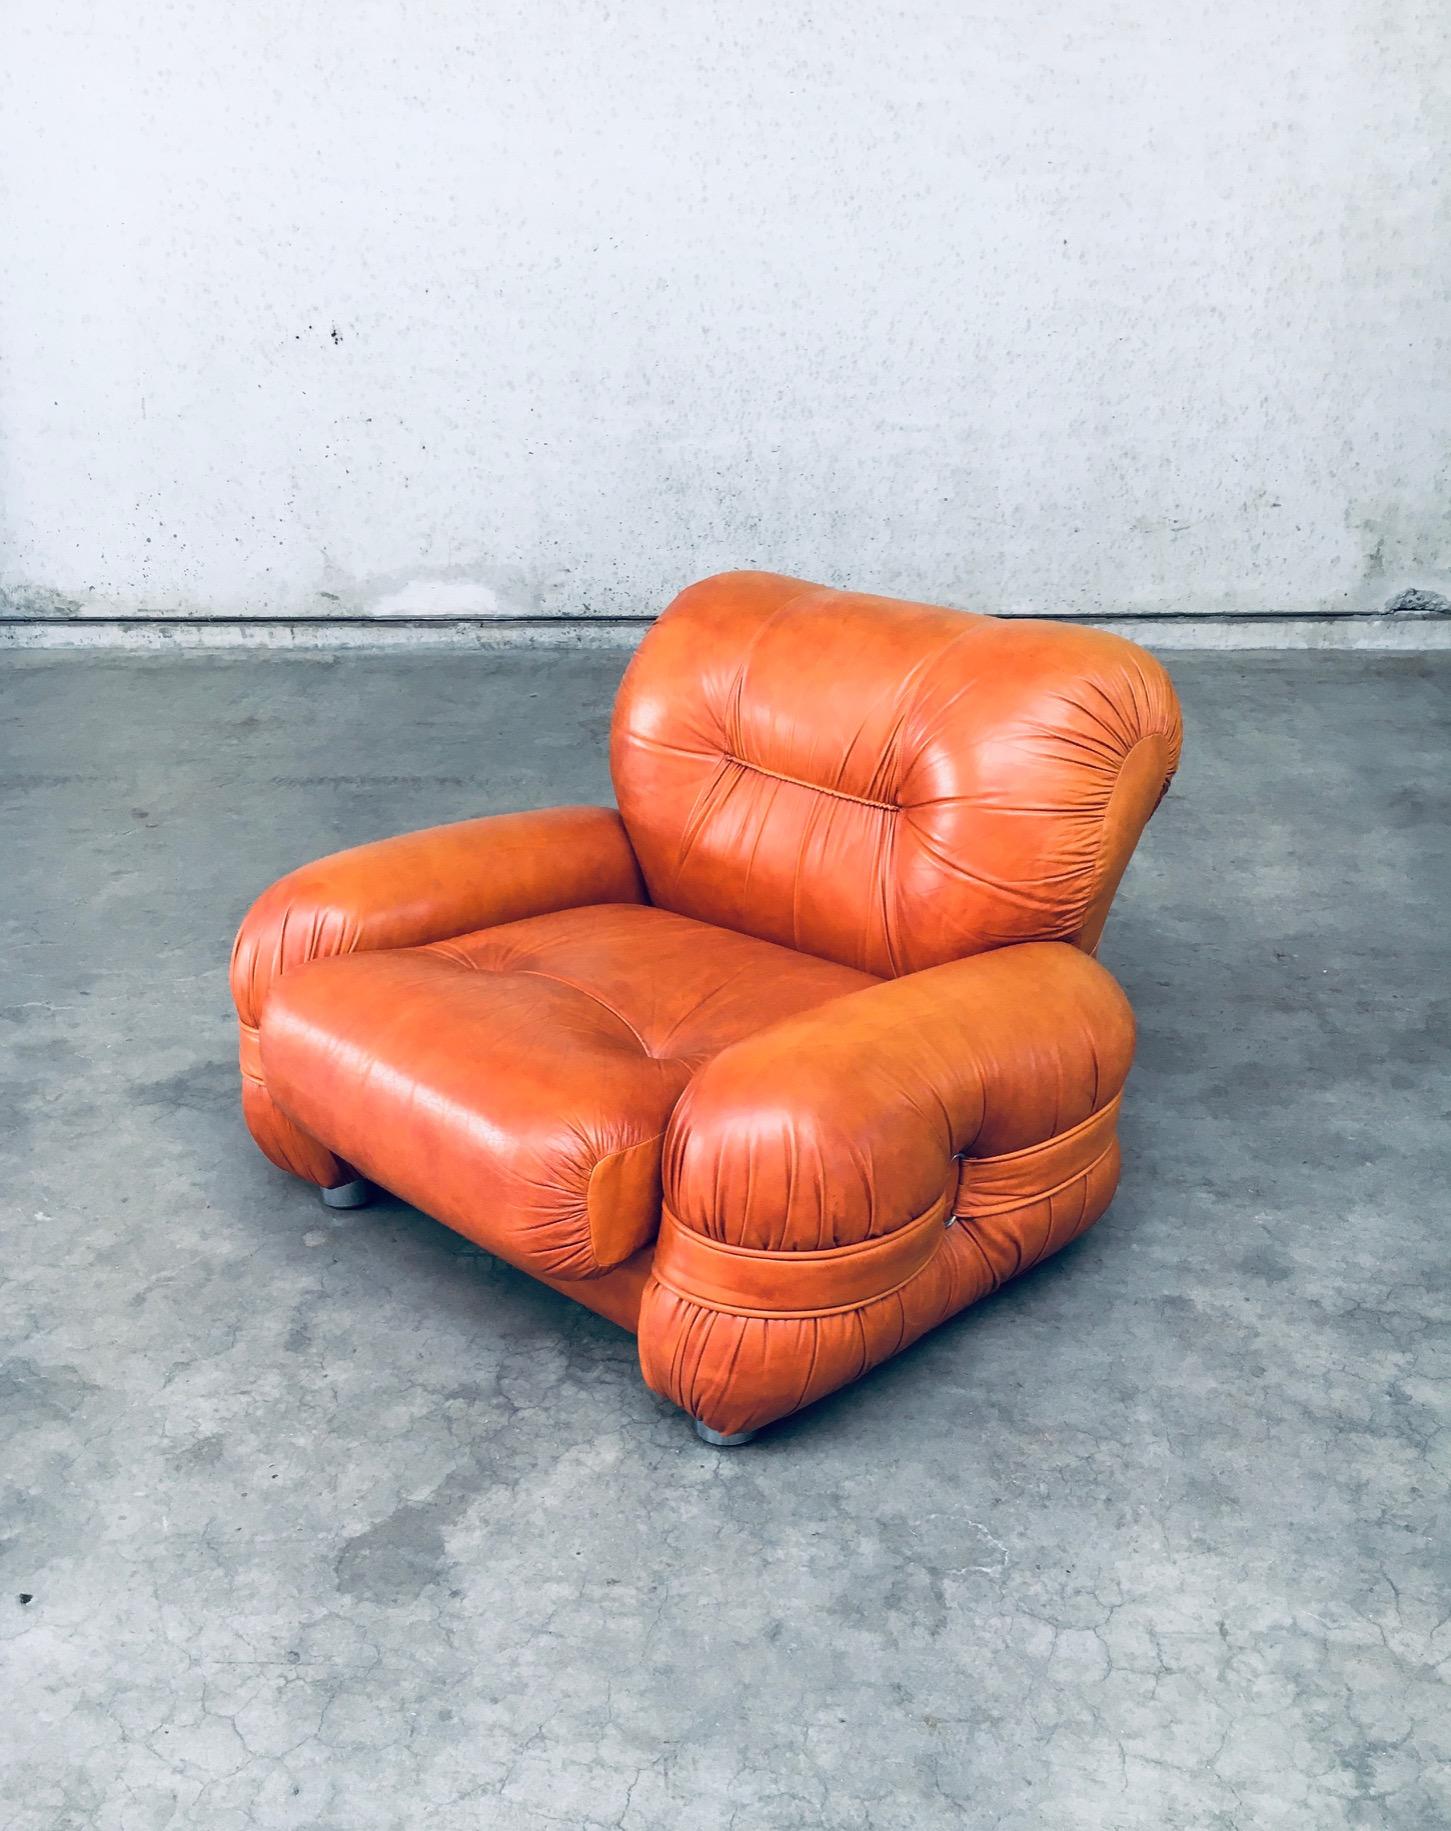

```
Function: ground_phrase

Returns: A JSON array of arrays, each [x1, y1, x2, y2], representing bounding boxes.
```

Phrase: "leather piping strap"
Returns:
[[238, 1020, 264, 1082], [651, 1192, 951, 1320], [652, 1093, 1125, 1321], [954, 1092, 1123, 1219]]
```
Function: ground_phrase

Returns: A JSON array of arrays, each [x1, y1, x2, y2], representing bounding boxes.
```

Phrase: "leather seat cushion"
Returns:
[[259, 903, 876, 1282]]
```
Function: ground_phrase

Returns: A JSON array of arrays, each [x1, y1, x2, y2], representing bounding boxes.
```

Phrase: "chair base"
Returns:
[[694, 1420, 758, 1447], [320, 1178, 375, 1210]]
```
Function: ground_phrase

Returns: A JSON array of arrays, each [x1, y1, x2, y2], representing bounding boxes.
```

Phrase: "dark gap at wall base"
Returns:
[[3, 610, 1449, 629], [5, 611, 1450, 655]]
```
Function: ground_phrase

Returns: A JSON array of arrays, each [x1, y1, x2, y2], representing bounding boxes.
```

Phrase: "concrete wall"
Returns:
[[2, 1, 1447, 622]]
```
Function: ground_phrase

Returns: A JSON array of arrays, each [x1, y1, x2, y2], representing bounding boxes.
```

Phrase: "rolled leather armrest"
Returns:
[[639, 940, 1135, 1434], [229, 805, 644, 1185], [230, 804, 644, 1026]]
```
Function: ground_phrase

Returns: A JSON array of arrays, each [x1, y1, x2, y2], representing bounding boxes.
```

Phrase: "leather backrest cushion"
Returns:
[[610, 572, 1182, 976]]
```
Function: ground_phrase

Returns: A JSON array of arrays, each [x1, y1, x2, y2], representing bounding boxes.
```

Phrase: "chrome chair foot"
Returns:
[[320, 1178, 374, 1209], [694, 1419, 758, 1447]]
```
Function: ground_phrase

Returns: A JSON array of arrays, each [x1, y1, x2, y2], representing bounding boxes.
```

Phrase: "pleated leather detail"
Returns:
[[954, 1091, 1123, 1219], [651, 1193, 951, 1319]]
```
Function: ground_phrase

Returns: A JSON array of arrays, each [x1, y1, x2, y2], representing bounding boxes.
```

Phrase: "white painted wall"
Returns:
[[1, 1, 1447, 620]]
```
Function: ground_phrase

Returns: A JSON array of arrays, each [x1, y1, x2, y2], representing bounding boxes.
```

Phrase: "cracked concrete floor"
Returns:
[[1, 647, 1448, 1830]]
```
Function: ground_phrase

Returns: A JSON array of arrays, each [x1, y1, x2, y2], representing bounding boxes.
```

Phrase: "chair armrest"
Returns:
[[230, 805, 644, 1027], [665, 939, 1133, 1250], [642, 940, 1134, 1433]]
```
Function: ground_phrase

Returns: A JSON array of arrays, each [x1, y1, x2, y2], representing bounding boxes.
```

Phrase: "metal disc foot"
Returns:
[[694, 1419, 758, 1447], [320, 1178, 374, 1209]]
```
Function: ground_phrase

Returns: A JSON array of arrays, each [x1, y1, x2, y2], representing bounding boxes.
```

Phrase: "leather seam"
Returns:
[[1078, 734, 1165, 933], [962, 1089, 1124, 1170], [425, 959, 660, 1058], [238, 1020, 265, 1085], [584, 1129, 667, 1269], [671, 1187, 950, 1264], [955, 1135, 1119, 1220], [648, 1255, 942, 1322], [650, 1192, 951, 1319], [720, 754, 900, 813], [504, 967, 657, 1056]]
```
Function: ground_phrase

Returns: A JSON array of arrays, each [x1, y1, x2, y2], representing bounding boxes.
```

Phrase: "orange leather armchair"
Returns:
[[231, 573, 1182, 1443]]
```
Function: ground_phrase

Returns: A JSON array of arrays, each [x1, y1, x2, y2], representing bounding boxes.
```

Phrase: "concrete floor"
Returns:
[[2, 648, 1448, 1830]]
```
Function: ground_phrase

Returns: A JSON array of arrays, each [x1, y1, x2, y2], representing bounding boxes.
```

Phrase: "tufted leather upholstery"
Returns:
[[231, 572, 1182, 1437], [613, 572, 1180, 971], [259, 905, 875, 1293]]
